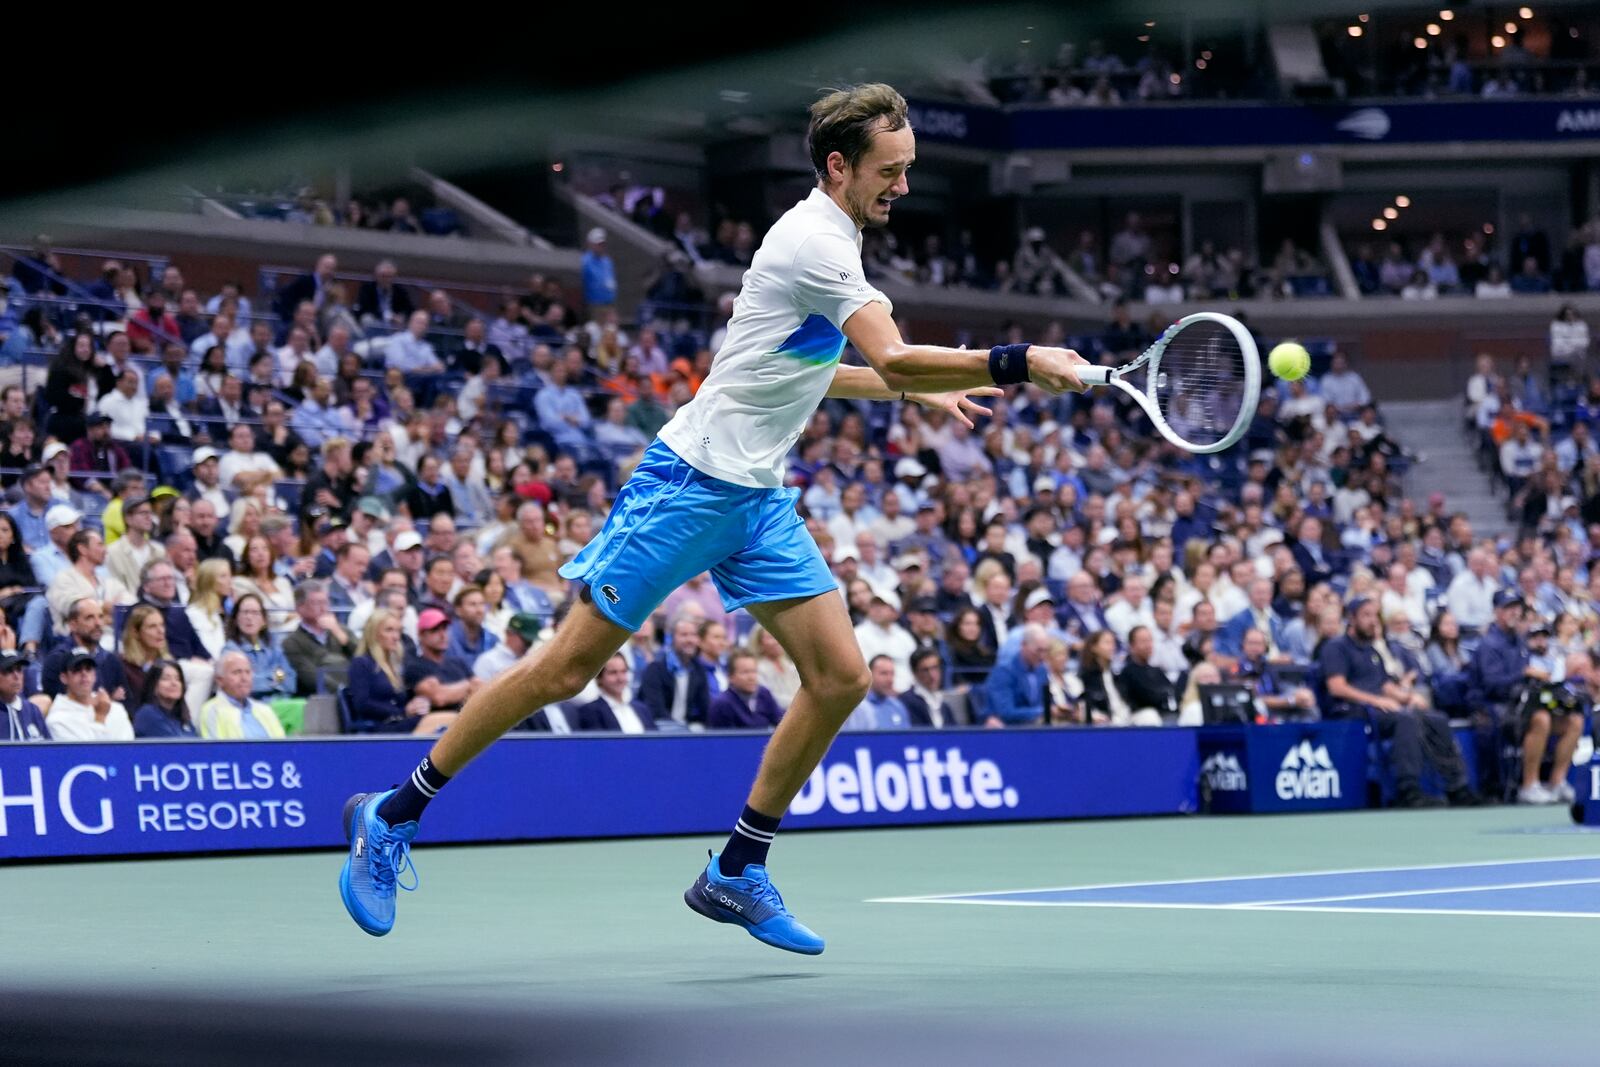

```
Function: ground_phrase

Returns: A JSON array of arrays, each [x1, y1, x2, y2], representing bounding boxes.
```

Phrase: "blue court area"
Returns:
[[875, 855, 1600, 918]]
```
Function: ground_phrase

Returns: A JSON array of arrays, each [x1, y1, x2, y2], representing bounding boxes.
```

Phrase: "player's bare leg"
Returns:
[[683, 591, 868, 955], [742, 592, 870, 814], [427, 595, 630, 775]]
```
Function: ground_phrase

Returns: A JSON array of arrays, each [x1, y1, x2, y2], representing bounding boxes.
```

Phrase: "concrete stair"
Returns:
[[1382, 399, 1507, 539]]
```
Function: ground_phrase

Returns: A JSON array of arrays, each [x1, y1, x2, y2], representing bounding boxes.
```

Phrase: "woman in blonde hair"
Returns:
[[186, 558, 234, 659], [120, 604, 173, 706], [348, 609, 456, 734], [225, 498, 263, 563], [746, 624, 801, 710]]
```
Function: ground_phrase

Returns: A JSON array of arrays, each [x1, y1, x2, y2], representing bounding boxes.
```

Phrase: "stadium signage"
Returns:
[[0, 730, 1197, 861], [1197, 722, 1364, 814], [1200, 751, 1248, 794], [1556, 108, 1600, 134]]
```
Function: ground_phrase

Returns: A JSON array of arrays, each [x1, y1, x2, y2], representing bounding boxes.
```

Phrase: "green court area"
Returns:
[[5, 807, 1595, 1064]]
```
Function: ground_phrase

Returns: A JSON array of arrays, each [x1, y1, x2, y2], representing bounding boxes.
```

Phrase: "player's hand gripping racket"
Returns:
[[1073, 312, 1261, 454]]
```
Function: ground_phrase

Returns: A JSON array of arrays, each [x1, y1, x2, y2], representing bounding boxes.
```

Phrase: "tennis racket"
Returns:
[[1074, 311, 1261, 454]]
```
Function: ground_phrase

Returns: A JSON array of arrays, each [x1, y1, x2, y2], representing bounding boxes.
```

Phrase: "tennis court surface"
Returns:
[[4, 805, 1594, 1065]]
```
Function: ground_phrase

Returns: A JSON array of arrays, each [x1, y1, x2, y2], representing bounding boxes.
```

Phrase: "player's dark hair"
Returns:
[[807, 83, 909, 183]]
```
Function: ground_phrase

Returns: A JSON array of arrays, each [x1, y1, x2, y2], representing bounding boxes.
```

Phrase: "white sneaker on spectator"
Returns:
[[1550, 780, 1576, 804], [1516, 783, 1555, 805]]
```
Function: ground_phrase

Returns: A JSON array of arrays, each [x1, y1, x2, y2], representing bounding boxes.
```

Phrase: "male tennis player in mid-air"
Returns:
[[339, 82, 1088, 954]]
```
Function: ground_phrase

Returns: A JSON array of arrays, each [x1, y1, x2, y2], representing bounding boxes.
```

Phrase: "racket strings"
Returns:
[[1152, 321, 1249, 448]]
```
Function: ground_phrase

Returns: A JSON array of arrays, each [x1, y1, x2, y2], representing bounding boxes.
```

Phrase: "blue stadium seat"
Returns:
[[336, 687, 356, 734]]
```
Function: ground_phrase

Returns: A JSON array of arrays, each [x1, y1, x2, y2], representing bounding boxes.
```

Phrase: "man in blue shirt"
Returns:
[[1319, 598, 1473, 807], [844, 655, 910, 730], [533, 361, 594, 459], [1468, 589, 1534, 799], [0, 651, 49, 741], [384, 311, 446, 375], [8, 466, 52, 549], [982, 624, 1049, 726], [581, 227, 618, 310]]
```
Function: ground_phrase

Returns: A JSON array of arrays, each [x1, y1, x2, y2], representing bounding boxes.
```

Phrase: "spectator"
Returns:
[[355, 260, 413, 330], [184, 558, 233, 660], [196, 650, 286, 739], [234, 534, 296, 632], [46, 652, 134, 741], [1119, 625, 1179, 723], [46, 530, 108, 632], [582, 228, 618, 310], [96, 368, 149, 443], [105, 495, 164, 598], [68, 415, 134, 491], [900, 646, 952, 727], [282, 580, 355, 696], [981, 623, 1049, 726], [1550, 304, 1589, 383], [573, 652, 657, 733], [853, 586, 916, 690], [1103, 575, 1154, 643], [743, 624, 800, 711], [947, 606, 996, 684], [348, 609, 453, 734], [1513, 652, 1590, 805], [1511, 256, 1552, 295], [405, 607, 480, 714], [1475, 265, 1512, 298], [447, 584, 499, 665], [0, 650, 50, 741], [1218, 577, 1287, 658], [223, 593, 296, 700], [1319, 598, 1474, 807], [844, 654, 912, 730], [326, 542, 373, 614], [473, 610, 540, 681], [1499, 421, 1543, 500], [1231, 627, 1316, 718], [1319, 352, 1371, 415], [707, 650, 784, 730], [533, 360, 594, 458], [637, 612, 711, 727], [385, 310, 446, 375], [41, 597, 126, 701], [132, 661, 197, 739]]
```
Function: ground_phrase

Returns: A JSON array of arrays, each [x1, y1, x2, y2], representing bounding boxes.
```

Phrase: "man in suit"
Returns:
[[274, 253, 338, 321], [356, 259, 414, 330], [138, 559, 209, 663], [981, 624, 1049, 726], [196, 374, 256, 445], [636, 613, 710, 727], [1289, 515, 1335, 588], [282, 581, 355, 696], [575, 653, 657, 733], [1057, 570, 1110, 647], [974, 567, 1014, 653], [900, 647, 951, 727], [1218, 577, 1289, 659], [1118, 625, 1179, 722], [707, 651, 783, 730]]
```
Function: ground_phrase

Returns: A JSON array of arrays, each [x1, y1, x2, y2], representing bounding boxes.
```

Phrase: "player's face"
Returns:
[[842, 122, 914, 230]]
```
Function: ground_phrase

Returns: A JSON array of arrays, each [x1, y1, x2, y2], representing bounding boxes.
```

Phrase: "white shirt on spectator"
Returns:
[[1319, 369, 1371, 411], [1475, 279, 1512, 298], [1104, 597, 1155, 643], [97, 390, 148, 442], [1444, 570, 1497, 630], [854, 619, 917, 691], [1499, 438, 1543, 478], [219, 448, 282, 489], [45, 695, 133, 741]]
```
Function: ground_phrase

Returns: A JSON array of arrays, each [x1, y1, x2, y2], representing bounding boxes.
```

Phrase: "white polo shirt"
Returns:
[[659, 188, 891, 488]]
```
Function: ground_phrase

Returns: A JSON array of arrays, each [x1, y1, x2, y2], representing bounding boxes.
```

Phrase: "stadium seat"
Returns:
[[301, 695, 340, 736], [336, 688, 357, 734]]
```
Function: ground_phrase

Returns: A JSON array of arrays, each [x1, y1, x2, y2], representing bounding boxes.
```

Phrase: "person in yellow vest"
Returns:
[[197, 650, 286, 739]]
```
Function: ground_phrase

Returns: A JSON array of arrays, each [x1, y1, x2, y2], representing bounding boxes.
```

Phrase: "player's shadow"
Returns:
[[671, 972, 822, 985]]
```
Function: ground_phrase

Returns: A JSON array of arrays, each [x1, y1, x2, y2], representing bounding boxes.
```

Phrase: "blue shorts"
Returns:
[[558, 440, 836, 632]]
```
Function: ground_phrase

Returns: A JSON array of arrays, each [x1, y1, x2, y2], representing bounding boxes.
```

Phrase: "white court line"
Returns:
[[866, 897, 1600, 920], [1247, 876, 1600, 907], [865, 854, 1600, 904]]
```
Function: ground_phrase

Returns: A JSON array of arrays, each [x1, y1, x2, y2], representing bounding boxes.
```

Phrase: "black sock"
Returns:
[[718, 805, 781, 877], [377, 757, 451, 826]]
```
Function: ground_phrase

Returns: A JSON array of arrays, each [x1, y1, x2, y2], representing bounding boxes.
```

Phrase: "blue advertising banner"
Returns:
[[0, 728, 1200, 861], [1198, 721, 1367, 814], [907, 98, 1600, 151]]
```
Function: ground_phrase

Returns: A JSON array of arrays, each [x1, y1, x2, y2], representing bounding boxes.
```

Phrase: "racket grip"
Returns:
[[1076, 365, 1112, 387]]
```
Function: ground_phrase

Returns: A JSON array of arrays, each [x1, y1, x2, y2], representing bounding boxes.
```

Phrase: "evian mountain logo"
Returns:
[[1557, 109, 1600, 134], [1277, 740, 1341, 801], [1201, 752, 1247, 793], [1336, 108, 1390, 141]]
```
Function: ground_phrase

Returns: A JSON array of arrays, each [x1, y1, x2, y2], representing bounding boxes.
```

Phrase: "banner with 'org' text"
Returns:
[[0, 729, 1199, 860]]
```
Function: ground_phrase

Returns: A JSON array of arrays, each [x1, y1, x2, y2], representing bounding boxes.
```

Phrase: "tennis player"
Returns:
[[340, 83, 1087, 954]]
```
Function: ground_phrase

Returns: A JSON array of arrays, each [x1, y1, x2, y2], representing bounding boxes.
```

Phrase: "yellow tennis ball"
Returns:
[[1268, 342, 1311, 381]]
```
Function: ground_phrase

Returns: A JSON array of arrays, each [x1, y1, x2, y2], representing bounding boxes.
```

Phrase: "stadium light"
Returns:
[[1414, 36, 1427, 48], [1201, 50, 1213, 59], [1372, 219, 1387, 231], [1520, 7, 1533, 19], [1196, 58, 1208, 69], [1506, 22, 1518, 33], [1427, 24, 1441, 36], [551, 162, 564, 173], [1395, 195, 1411, 207], [1492, 34, 1506, 47], [1439, 9, 1454, 20], [1145, 20, 1156, 28], [1169, 73, 1181, 85], [1137, 34, 1150, 43], [1383, 207, 1398, 219], [1483, 222, 1496, 234], [1358, 12, 1369, 22], [1348, 25, 1363, 37]]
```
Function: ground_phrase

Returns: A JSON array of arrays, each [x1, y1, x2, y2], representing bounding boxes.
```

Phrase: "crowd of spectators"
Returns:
[[0, 239, 1590, 808], [1349, 216, 1600, 299], [215, 186, 465, 237], [937, 33, 1255, 107], [1322, 19, 1595, 100]]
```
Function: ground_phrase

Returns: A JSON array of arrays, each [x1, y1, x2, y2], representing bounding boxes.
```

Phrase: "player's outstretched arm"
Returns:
[[826, 363, 1001, 429], [839, 300, 1090, 395]]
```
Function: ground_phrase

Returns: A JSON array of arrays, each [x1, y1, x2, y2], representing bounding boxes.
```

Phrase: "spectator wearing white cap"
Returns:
[[30, 504, 81, 588], [996, 586, 1069, 667], [41, 441, 74, 505], [188, 447, 230, 517], [853, 585, 916, 691], [582, 227, 617, 311]]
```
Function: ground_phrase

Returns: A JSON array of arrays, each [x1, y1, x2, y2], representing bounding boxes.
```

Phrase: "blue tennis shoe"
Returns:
[[685, 852, 825, 955], [339, 790, 419, 937]]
